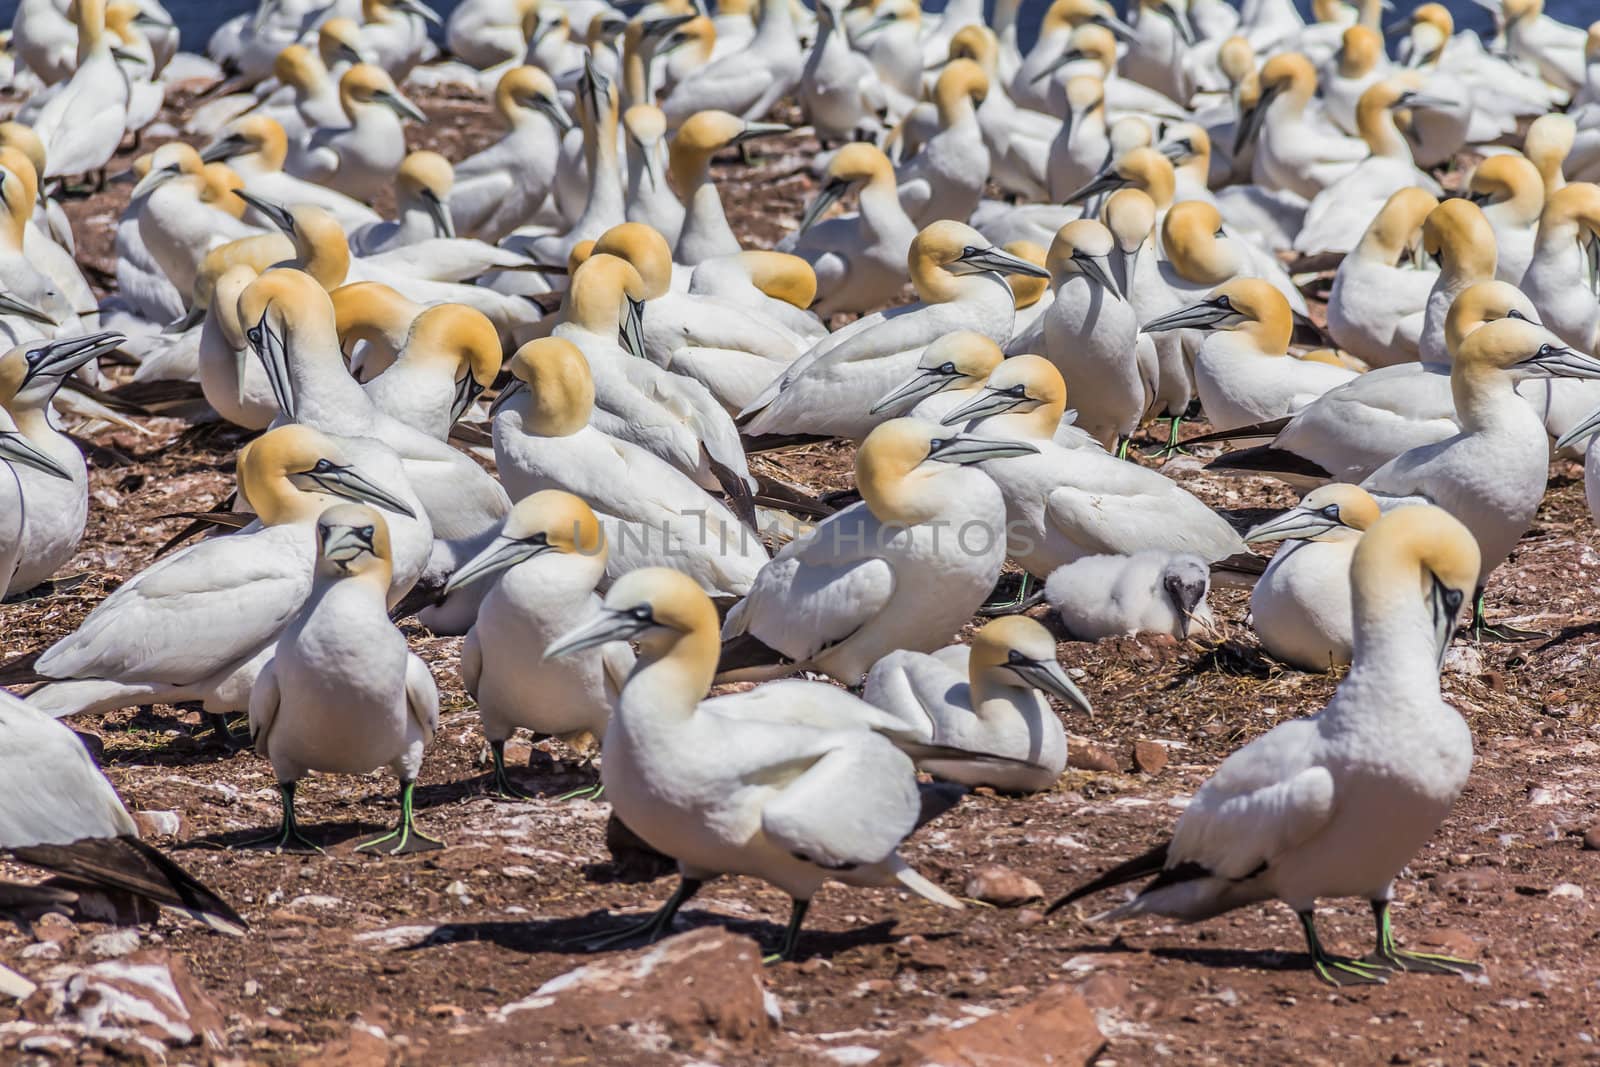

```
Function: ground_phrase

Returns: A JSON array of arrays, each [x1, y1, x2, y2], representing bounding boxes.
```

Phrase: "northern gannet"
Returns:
[[1047, 75, 1111, 203], [0, 406, 73, 595], [1519, 181, 1600, 355], [17, 0, 128, 179], [248, 505, 441, 854], [942, 25, 1055, 201], [1245, 483, 1379, 671], [197, 264, 278, 430], [622, 105, 684, 247], [659, 0, 801, 125], [361, 303, 502, 440], [863, 616, 1092, 794], [1468, 154, 1544, 287], [445, 489, 634, 799], [444, 0, 538, 68], [1239, 52, 1367, 201], [669, 109, 789, 266], [799, 0, 886, 144], [1501, 0, 1585, 95], [1050, 505, 1483, 988], [856, 0, 922, 106], [1326, 186, 1440, 369], [895, 58, 990, 228], [685, 249, 828, 346], [1044, 550, 1215, 640], [721, 418, 1035, 683], [0, 149, 74, 342], [741, 221, 1049, 439], [351, 150, 457, 254], [1417, 197, 1498, 365], [1160, 199, 1310, 318], [447, 66, 574, 244], [290, 63, 427, 203], [545, 566, 963, 961], [200, 115, 381, 231], [350, 0, 439, 80]]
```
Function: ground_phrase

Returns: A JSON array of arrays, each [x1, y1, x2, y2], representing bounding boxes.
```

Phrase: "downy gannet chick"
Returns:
[[1044, 551, 1214, 641], [545, 567, 964, 962], [1245, 483, 1380, 671], [1049, 505, 1483, 988], [940, 356, 1248, 577], [17, 425, 417, 722], [362, 303, 503, 440], [445, 490, 633, 799], [0, 332, 124, 595], [249, 505, 441, 855], [1142, 279, 1357, 432], [864, 616, 1092, 794], [720, 418, 1036, 684], [290, 64, 428, 203], [490, 338, 768, 598], [741, 221, 1050, 440]]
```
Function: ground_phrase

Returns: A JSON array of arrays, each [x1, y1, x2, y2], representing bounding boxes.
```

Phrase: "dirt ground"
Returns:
[[0, 85, 1597, 1065]]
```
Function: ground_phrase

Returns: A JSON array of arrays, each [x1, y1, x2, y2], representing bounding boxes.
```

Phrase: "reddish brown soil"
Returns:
[[0, 87, 1597, 1065]]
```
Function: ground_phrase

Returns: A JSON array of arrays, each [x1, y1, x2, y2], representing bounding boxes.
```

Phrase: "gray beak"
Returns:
[[1235, 82, 1283, 151], [1555, 402, 1600, 452], [489, 377, 525, 416], [233, 188, 297, 234], [19, 331, 125, 390], [1007, 657, 1093, 715], [246, 306, 296, 420], [0, 429, 72, 480], [1163, 572, 1209, 639], [290, 458, 417, 517], [619, 295, 647, 360], [1159, 137, 1196, 165], [1091, 11, 1137, 40], [1061, 166, 1130, 206], [443, 534, 552, 595], [955, 244, 1052, 278], [379, 89, 428, 124], [798, 177, 849, 235], [165, 303, 206, 334], [643, 12, 695, 40], [870, 366, 961, 415], [320, 521, 379, 567], [940, 385, 1030, 425], [396, 0, 441, 24], [533, 94, 576, 133], [336, 42, 367, 66], [926, 433, 1040, 464], [545, 607, 651, 659], [1156, 1, 1196, 45], [0, 293, 58, 327], [1072, 250, 1121, 297], [420, 187, 456, 239], [1393, 91, 1455, 112], [199, 132, 247, 164], [1515, 341, 1600, 381], [1429, 573, 1463, 667], [1244, 506, 1344, 544], [130, 161, 181, 197], [1031, 46, 1085, 85], [1142, 298, 1237, 333], [734, 121, 790, 145], [450, 372, 484, 424]]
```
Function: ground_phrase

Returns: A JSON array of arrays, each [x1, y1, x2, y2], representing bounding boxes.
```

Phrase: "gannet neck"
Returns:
[[242, 118, 289, 173], [595, 221, 673, 299], [566, 254, 641, 336], [1472, 156, 1544, 228], [291, 208, 353, 290], [1355, 82, 1413, 160], [1337, 25, 1381, 78], [1523, 114, 1574, 199], [75, 0, 110, 61], [1163, 202, 1235, 286], [1450, 360, 1519, 432], [933, 59, 987, 129], [212, 265, 257, 351], [1425, 199, 1496, 282], [274, 45, 324, 96], [1356, 187, 1438, 265], [0, 152, 36, 253]]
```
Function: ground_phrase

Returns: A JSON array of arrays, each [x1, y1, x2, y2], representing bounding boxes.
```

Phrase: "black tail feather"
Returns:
[[1045, 839, 1170, 915], [716, 631, 790, 674], [1206, 445, 1330, 481], [1212, 551, 1267, 577], [0, 650, 44, 687], [11, 837, 246, 933], [1181, 416, 1292, 447], [914, 781, 966, 831]]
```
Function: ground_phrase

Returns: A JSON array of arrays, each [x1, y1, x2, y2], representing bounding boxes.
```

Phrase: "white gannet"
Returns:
[[491, 337, 768, 597], [544, 566, 964, 961], [799, 0, 885, 144], [0, 688, 246, 934], [1245, 483, 1379, 671], [200, 115, 381, 231], [449, 66, 573, 244], [670, 110, 789, 266], [720, 418, 1035, 683], [778, 142, 919, 318], [1, 333, 124, 596], [1049, 505, 1483, 989], [0, 148, 74, 343], [18, 0, 129, 180], [1501, 0, 1585, 96], [248, 504, 441, 854], [1519, 182, 1600, 355], [445, 489, 633, 798], [351, 151, 458, 254], [938, 356, 1247, 577], [444, 0, 538, 68], [1048, 75, 1111, 203], [895, 59, 990, 229], [17, 424, 418, 723], [351, 0, 439, 80], [622, 104, 684, 248], [1239, 52, 1367, 201], [134, 161, 266, 325], [289, 64, 427, 203], [1468, 154, 1544, 287], [1326, 186, 1440, 369], [1160, 198, 1310, 318], [0, 406, 74, 595], [1102, 187, 1192, 442], [686, 250, 829, 346], [1321, 24, 1385, 138], [197, 264, 279, 430], [362, 303, 502, 440], [1141, 279, 1357, 432], [1044, 550, 1215, 640], [863, 616, 1092, 794], [659, 0, 802, 125], [13, 0, 77, 86], [856, 0, 922, 107], [943, 25, 1055, 201], [741, 221, 1049, 440]]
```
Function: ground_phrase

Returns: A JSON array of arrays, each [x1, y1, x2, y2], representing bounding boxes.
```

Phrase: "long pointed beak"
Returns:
[[734, 121, 790, 144], [940, 387, 1027, 425], [545, 608, 647, 659], [1073, 251, 1121, 297], [489, 377, 525, 416], [336, 42, 367, 66], [246, 307, 297, 420], [396, 0, 441, 24], [1235, 82, 1281, 151], [1244, 507, 1342, 544], [443, 535, 550, 595], [855, 13, 892, 39], [199, 133, 246, 164], [0, 293, 57, 327], [1393, 91, 1455, 112], [927, 433, 1039, 463], [233, 188, 297, 233], [165, 303, 206, 334], [1031, 46, 1085, 85], [0, 430, 72, 480], [420, 188, 455, 239], [642, 12, 695, 40], [1141, 301, 1231, 333], [380, 90, 428, 123], [798, 178, 848, 235], [619, 296, 647, 359], [130, 161, 181, 197], [870, 368, 957, 415], [958, 245, 1052, 278], [639, 137, 662, 190], [1061, 167, 1128, 206], [1091, 12, 1137, 40], [1009, 659, 1093, 715], [1517, 342, 1600, 381], [19, 332, 125, 389], [295, 462, 417, 517], [1556, 403, 1600, 451], [1157, 1, 1196, 45], [450, 373, 484, 424], [534, 95, 576, 133]]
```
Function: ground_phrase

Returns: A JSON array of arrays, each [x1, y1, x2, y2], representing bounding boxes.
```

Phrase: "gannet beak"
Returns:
[[619, 296, 647, 359], [129, 162, 181, 196], [321, 521, 379, 567], [337, 42, 368, 65], [0, 292, 57, 327], [871, 367, 959, 414], [940, 386, 1028, 424], [798, 177, 849, 235], [1091, 11, 1137, 40], [1155, 1, 1196, 45], [290, 459, 417, 517], [246, 306, 296, 420], [1235, 82, 1283, 151], [489, 377, 525, 416], [1007, 657, 1093, 715], [1061, 166, 1128, 206], [450, 373, 484, 424], [165, 302, 206, 334], [734, 121, 791, 145], [1429, 572, 1464, 667], [643, 12, 695, 39], [444, 534, 556, 595], [639, 136, 662, 190], [1244, 505, 1343, 544], [924, 56, 952, 71], [1516, 341, 1600, 381], [379, 89, 428, 124], [1141, 297, 1237, 333], [420, 188, 456, 239], [1555, 402, 1600, 451], [1158, 137, 1196, 165], [927, 433, 1040, 463], [199, 132, 247, 164], [395, 0, 441, 24], [1072, 250, 1122, 297], [533, 95, 576, 134], [0, 429, 72, 480], [1164, 573, 1209, 640], [955, 244, 1052, 278], [19, 331, 125, 389], [545, 607, 651, 659], [1031, 46, 1085, 85], [855, 13, 892, 39], [109, 168, 138, 185], [1393, 91, 1454, 112], [233, 188, 297, 234]]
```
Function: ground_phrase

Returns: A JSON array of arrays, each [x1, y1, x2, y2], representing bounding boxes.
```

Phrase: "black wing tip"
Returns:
[[11, 837, 248, 934], [1044, 839, 1171, 915], [0, 650, 45, 687], [1211, 551, 1268, 577], [716, 631, 790, 674], [1181, 416, 1293, 447], [914, 780, 967, 830], [1205, 445, 1331, 480]]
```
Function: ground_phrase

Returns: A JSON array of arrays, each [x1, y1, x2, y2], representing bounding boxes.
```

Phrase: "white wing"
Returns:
[[0, 691, 136, 847]]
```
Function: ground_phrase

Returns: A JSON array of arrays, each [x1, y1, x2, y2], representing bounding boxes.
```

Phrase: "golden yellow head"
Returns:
[[1500, 0, 1541, 22], [1064, 74, 1105, 118], [1108, 146, 1176, 209], [1454, 314, 1574, 374], [623, 103, 667, 148], [0, 123, 47, 181], [1359, 186, 1439, 260], [933, 57, 989, 115], [1350, 504, 1480, 638], [331, 281, 417, 351], [315, 502, 394, 584], [1004, 241, 1049, 308], [1203, 278, 1294, 354], [1422, 197, 1495, 278], [0, 146, 37, 222], [1540, 181, 1600, 237], [1468, 154, 1541, 212], [1260, 51, 1316, 100], [502, 488, 605, 558], [238, 267, 337, 353], [238, 423, 411, 528], [983, 355, 1067, 417], [593, 222, 672, 299], [220, 114, 289, 170], [406, 304, 502, 387], [968, 615, 1061, 676], [273, 44, 319, 88], [318, 17, 364, 66], [1302, 483, 1380, 532], [1217, 35, 1255, 85], [397, 150, 453, 199], [506, 337, 595, 436], [1442, 280, 1538, 361], [916, 331, 1003, 381], [1102, 187, 1156, 251], [731, 251, 817, 309], [593, 566, 720, 664], [826, 141, 895, 185], [947, 24, 997, 69], [497, 65, 563, 119], [1161, 199, 1224, 263]]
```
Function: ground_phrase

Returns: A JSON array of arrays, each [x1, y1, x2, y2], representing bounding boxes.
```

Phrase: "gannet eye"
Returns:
[[1442, 588, 1462, 614], [312, 459, 336, 473], [1536, 344, 1553, 358], [1006, 649, 1028, 665], [928, 437, 946, 451], [629, 605, 653, 623], [939, 361, 957, 374], [961, 246, 981, 258], [1213, 295, 1232, 310], [1006, 384, 1028, 397], [1320, 504, 1340, 519], [359, 525, 375, 542], [1507, 309, 1526, 321]]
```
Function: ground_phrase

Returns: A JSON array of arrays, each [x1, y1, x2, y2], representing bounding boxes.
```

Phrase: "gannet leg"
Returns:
[[1468, 588, 1543, 642], [238, 782, 324, 854], [200, 708, 247, 752], [357, 780, 444, 856], [763, 898, 811, 965], [1360, 899, 1483, 976], [977, 573, 1044, 617], [1297, 910, 1388, 986], [554, 782, 605, 802], [586, 877, 704, 950], [486, 739, 535, 801], [1143, 415, 1191, 459]]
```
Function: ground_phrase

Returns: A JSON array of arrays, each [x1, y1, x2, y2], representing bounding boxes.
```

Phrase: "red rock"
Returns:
[[132, 810, 185, 838], [880, 984, 1104, 1066], [21, 950, 227, 1056], [964, 865, 1044, 907], [302, 1024, 394, 1067], [1068, 743, 1119, 773], [1431, 868, 1500, 895], [1133, 741, 1169, 776]]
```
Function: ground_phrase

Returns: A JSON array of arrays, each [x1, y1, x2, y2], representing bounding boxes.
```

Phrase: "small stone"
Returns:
[[1581, 824, 1600, 851], [1432, 868, 1499, 895], [132, 810, 184, 838], [84, 929, 140, 958], [244, 980, 259, 997], [1549, 882, 1584, 900], [501, 866, 537, 879], [32, 914, 75, 944], [427, 1003, 465, 1018], [964, 864, 1044, 907], [1016, 908, 1044, 927], [881, 984, 1103, 1066], [1068, 743, 1119, 773], [1527, 786, 1559, 806], [289, 894, 341, 910], [1075, 973, 1130, 1011], [894, 935, 952, 972], [1412, 928, 1479, 961], [1133, 741, 1168, 776], [20, 942, 60, 960]]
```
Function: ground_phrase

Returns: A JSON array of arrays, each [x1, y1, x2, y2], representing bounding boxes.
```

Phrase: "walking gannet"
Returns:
[[546, 567, 964, 961], [1245, 483, 1379, 671], [1044, 551, 1215, 640], [669, 109, 789, 266], [248, 505, 441, 855], [778, 142, 919, 318], [362, 304, 502, 440], [290, 64, 427, 202], [0, 333, 123, 596], [1050, 505, 1483, 988], [721, 418, 1034, 684], [0, 688, 246, 934], [18, 0, 128, 180], [1142, 279, 1356, 432], [895, 59, 989, 228], [448, 67, 573, 244], [491, 337, 767, 597], [1326, 186, 1440, 369], [939, 356, 1247, 577], [445, 490, 633, 799], [17, 424, 417, 722], [201, 115, 381, 230], [1519, 181, 1600, 355], [864, 616, 1091, 794], [742, 221, 1049, 440]]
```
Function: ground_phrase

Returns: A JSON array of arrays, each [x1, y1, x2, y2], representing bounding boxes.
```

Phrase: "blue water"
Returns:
[[0, 0, 1591, 64]]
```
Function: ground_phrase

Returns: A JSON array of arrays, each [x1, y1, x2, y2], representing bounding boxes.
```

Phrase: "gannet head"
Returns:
[[1001, 241, 1050, 308], [200, 162, 247, 218], [1238, 52, 1315, 147], [1337, 24, 1381, 78], [622, 105, 668, 190], [1456, 314, 1600, 384], [856, 417, 1039, 524], [970, 616, 1093, 712], [1523, 114, 1574, 197], [1158, 122, 1210, 173], [568, 239, 596, 275], [1350, 505, 1478, 666], [405, 304, 503, 421], [1442, 280, 1538, 361], [870, 331, 1003, 415], [238, 268, 340, 420], [932, 57, 989, 121], [911, 221, 1051, 302], [594, 221, 673, 300], [726, 251, 817, 310], [1355, 78, 1452, 155], [339, 64, 427, 123], [0, 332, 125, 411], [1245, 483, 1380, 544], [497, 66, 573, 133], [945, 25, 999, 74], [395, 151, 456, 238], [1400, 5, 1450, 67], [0, 123, 48, 186], [1500, 0, 1541, 24], [1062, 74, 1105, 130], [1160, 200, 1233, 287], [1063, 146, 1174, 210], [332, 281, 418, 358], [129, 139, 202, 197], [201, 115, 289, 172], [1041, 0, 1120, 36], [1156, 554, 1213, 639], [1046, 219, 1120, 297], [0, 147, 38, 243], [314, 503, 394, 585], [1467, 156, 1542, 227], [210, 265, 258, 351], [273, 44, 321, 92], [857, 0, 919, 40], [1102, 187, 1156, 252], [496, 337, 595, 435], [1356, 186, 1439, 265], [444, 489, 605, 595], [318, 17, 367, 68], [1217, 35, 1255, 88], [239, 423, 416, 524], [1536, 182, 1600, 247], [798, 141, 895, 234], [658, 13, 714, 63], [1422, 197, 1496, 280], [568, 253, 649, 355], [670, 110, 789, 190], [232, 193, 350, 290], [546, 567, 719, 695], [1141, 278, 1293, 356], [363, 0, 441, 27], [940, 353, 1067, 431]]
